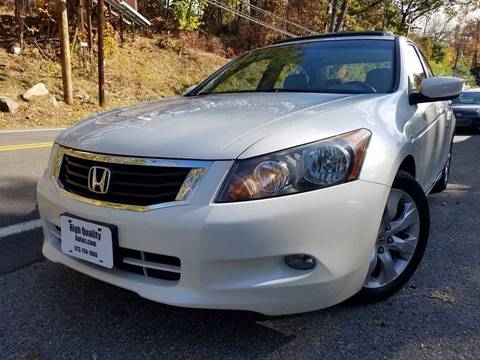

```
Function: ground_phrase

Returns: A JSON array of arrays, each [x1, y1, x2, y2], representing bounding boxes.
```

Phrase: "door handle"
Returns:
[[436, 106, 445, 116], [446, 109, 452, 128]]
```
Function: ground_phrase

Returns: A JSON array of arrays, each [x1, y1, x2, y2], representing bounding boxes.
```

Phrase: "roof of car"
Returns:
[[463, 88, 480, 92], [272, 31, 395, 45]]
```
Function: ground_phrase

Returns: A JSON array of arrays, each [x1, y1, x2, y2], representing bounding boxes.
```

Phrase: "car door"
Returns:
[[404, 44, 445, 191], [417, 48, 453, 177]]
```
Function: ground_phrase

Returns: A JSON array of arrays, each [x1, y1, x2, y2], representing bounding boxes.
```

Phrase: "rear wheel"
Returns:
[[431, 146, 452, 194], [355, 171, 429, 303]]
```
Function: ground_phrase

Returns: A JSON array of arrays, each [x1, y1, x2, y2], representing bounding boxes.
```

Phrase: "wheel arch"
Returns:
[[371, 149, 418, 190], [360, 149, 418, 189], [397, 155, 416, 179]]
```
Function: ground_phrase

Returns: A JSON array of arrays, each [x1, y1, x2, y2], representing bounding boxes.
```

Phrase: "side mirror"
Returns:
[[410, 77, 464, 104], [183, 84, 198, 95]]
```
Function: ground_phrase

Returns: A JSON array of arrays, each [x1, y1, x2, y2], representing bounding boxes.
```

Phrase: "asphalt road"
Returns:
[[0, 129, 479, 360], [0, 129, 63, 274]]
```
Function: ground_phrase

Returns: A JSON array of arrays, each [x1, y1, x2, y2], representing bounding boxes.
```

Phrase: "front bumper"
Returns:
[[38, 164, 389, 315]]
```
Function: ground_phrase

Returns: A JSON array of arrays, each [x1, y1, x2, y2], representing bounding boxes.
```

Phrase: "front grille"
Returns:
[[59, 154, 191, 206]]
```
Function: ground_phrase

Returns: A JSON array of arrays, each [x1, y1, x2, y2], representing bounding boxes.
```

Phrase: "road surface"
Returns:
[[0, 128, 479, 360], [0, 128, 62, 274]]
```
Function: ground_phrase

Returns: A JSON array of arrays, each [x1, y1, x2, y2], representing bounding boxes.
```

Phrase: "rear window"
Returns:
[[194, 40, 395, 95]]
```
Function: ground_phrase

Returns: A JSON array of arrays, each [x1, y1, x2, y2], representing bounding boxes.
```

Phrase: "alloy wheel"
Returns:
[[364, 189, 420, 288]]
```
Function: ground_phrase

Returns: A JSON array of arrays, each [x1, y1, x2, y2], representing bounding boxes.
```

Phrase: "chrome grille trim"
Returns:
[[52, 146, 212, 212]]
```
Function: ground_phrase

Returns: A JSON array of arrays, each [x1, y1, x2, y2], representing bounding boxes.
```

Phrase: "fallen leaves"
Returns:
[[429, 290, 456, 304], [27, 352, 39, 360], [372, 318, 391, 327]]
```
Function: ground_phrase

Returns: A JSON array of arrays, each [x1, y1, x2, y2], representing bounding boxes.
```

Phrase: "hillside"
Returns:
[[0, 35, 226, 128]]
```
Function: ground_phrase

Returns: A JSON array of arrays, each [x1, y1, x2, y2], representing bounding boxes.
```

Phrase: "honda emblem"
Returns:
[[88, 166, 111, 194]]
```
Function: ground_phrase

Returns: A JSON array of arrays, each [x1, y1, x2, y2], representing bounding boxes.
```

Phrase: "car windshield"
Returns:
[[452, 92, 480, 105], [194, 39, 395, 95]]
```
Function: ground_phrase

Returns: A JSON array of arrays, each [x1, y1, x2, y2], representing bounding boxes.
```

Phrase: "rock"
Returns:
[[10, 45, 22, 55], [75, 90, 90, 101], [0, 96, 19, 113], [22, 83, 49, 101], [50, 95, 59, 108]]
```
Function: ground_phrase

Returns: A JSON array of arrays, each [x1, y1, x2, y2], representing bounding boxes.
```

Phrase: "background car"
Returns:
[[452, 89, 480, 130]]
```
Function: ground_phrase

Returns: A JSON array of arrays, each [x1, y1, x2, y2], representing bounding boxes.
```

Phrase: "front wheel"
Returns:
[[355, 171, 430, 303]]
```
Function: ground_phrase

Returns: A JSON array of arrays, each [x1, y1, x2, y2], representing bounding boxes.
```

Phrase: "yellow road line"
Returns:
[[0, 142, 53, 152]]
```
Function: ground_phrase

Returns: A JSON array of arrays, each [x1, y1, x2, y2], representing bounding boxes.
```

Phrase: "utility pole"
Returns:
[[15, 0, 24, 52], [119, 13, 124, 45], [86, 0, 93, 59], [58, 0, 73, 104], [78, 0, 87, 65], [98, 0, 105, 107]]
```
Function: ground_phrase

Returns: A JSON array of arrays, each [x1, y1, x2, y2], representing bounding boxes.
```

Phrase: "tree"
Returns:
[[393, 0, 445, 34], [334, 0, 349, 31], [173, 0, 203, 31]]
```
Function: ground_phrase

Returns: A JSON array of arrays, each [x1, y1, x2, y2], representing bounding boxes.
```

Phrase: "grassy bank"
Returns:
[[0, 36, 226, 128]]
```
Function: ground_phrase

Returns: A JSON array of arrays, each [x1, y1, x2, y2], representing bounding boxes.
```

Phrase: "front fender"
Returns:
[[359, 129, 415, 189]]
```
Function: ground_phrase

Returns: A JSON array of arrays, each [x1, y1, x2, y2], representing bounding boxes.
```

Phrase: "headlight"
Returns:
[[46, 143, 60, 178], [215, 129, 371, 202]]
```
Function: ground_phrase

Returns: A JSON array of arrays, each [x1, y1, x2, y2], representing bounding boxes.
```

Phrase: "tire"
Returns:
[[354, 170, 430, 303], [431, 143, 452, 194]]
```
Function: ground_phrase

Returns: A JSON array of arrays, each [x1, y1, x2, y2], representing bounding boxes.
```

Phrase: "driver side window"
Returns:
[[405, 45, 426, 93]]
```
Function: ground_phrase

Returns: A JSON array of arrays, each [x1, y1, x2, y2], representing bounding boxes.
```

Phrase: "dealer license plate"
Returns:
[[60, 215, 116, 269]]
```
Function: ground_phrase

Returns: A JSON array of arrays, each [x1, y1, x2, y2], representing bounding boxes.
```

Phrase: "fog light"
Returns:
[[285, 254, 316, 270]]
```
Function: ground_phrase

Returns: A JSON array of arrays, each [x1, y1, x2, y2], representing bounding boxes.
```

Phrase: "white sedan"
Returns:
[[37, 31, 463, 315]]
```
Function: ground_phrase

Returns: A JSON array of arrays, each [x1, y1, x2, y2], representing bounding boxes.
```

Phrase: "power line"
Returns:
[[205, 0, 297, 38], [206, 0, 296, 37], [237, 0, 318, 35]]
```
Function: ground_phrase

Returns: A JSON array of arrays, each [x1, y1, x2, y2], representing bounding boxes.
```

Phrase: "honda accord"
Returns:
[[37, 32, 463, 315]]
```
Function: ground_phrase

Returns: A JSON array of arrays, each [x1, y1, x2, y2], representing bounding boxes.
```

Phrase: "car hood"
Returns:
[[57, 92, 370, 160]]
